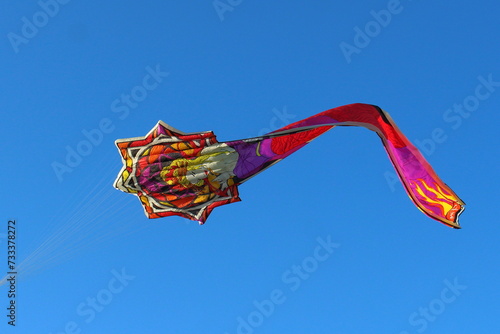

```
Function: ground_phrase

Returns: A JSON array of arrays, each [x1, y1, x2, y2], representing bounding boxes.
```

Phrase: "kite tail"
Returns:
[[266, 103, 465, 228]]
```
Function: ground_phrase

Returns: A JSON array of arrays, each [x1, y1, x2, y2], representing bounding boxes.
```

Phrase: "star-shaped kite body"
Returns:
[[114, 121, 241, 222]]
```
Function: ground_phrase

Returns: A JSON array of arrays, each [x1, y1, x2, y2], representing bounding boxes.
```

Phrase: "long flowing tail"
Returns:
[[227, 103, 465, 228]]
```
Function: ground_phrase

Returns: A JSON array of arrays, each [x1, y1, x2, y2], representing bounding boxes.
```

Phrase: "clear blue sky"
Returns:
[[1, 1, 499, 333]]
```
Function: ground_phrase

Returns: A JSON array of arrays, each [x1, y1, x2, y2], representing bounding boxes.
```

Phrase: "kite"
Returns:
[[113, 103, 465, 228]]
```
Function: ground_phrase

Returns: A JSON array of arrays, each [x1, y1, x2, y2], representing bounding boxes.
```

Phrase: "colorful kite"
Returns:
[[113, 103, 465, 228]]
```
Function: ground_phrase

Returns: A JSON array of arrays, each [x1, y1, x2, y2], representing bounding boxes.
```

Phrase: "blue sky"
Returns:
[[1, 1, 499, 333]]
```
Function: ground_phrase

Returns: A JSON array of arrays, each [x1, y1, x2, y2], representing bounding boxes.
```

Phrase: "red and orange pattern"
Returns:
[[114, 122, 240, 222]]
